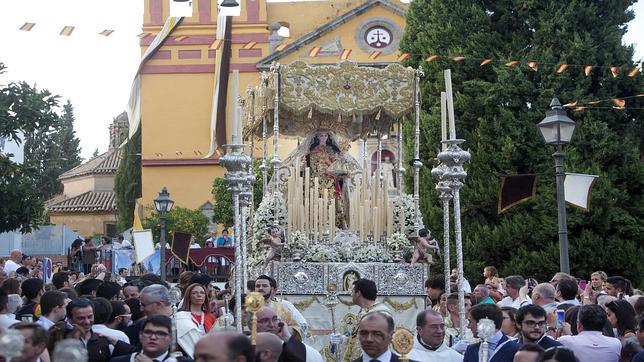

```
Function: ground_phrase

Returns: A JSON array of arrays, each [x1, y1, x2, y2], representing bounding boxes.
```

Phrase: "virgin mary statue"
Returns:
[[277, 130, 361, 228]]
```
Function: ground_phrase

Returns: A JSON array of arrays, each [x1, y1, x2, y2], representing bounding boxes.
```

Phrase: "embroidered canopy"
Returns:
[[245, 60, 416, 140]]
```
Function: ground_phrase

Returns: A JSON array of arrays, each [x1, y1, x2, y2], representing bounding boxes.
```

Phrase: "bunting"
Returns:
[[242, 41, 257, 49], [308, 47, 321, 57], [340, 49, 352, 60], [98, 29, 114, 36], [397, 53, 410, 61], [209, 39, 223, 50], [59, 26, 75, 36], [19, 22, 36, 31], [274, 42, 289, 52]]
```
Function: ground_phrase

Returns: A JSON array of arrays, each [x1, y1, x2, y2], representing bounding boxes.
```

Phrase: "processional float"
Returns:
[[220, 60, 471, 357]]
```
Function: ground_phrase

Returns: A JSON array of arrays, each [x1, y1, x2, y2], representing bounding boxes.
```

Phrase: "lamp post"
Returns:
[[537, 98, 576, 274], [154, 186, 174, 282]]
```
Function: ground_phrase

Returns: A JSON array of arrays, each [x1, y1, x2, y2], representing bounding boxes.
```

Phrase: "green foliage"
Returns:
[[57, 100, 82, 171], [401, 0, 644, 285], [114, 129, 141, 232], [212, 177, 233, 228], [142, 206, 210, 244], [211, 159, 271, 228], [0, 155, 44, 233], [92, 148, 100, 158]]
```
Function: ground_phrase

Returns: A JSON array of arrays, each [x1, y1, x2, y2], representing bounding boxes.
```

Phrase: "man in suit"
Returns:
[[125, 284, 173, 348], [353, 311, 418, 362], [463, 304, 520, 362], [111, 315, 192, 362], [515, 305, 561, 350]]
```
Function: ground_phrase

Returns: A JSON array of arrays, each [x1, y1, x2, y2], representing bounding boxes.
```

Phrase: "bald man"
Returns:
[[256, 332, 283, 362], [531, 283, 558, 312], [4, 249, 22, 273], [194, 331, 253, 362]]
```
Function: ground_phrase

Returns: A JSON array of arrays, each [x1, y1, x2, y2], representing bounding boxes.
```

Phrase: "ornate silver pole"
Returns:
[[261, 106, 268, 195], [439, 139, 470, 337], [431, 163, 452, 298], [247, 87, 256, 225], [412, 67, 424, 236], [220, 136, 253, 332], [271, 63, 282, 222], [397, 119, 405, 195], [324, 284, 341, 361]]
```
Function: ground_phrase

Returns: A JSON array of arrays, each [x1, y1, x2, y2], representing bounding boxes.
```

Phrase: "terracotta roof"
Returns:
[[48, 191, 116, 213], [59, 148, 121, 180]]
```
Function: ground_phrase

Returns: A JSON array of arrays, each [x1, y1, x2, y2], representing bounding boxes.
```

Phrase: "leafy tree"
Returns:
[[0, 62, 61, 231], [142, 206, 210, 244], [114, 129, 141, 232], [92, 148, 100, 158], [401, 0, 644, 285], [211, 159, 271, 229]]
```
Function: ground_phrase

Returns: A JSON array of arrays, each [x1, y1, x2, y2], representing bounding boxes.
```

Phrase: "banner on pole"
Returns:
[[564, 173, 599, 210]]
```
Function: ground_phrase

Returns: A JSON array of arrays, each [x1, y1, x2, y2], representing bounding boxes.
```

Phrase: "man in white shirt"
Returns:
[[556, 279, 580, 306], [558, 304, 621, 362], [91, 297, 131, 345], [497, 275, 531, 309], [3, 249, 22, 273], [409, 309, 463, 361], [36, 291, 67, 331]]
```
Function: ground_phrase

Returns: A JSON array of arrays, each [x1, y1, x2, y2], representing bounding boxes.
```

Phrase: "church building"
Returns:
[[137, 0, 408, 210]]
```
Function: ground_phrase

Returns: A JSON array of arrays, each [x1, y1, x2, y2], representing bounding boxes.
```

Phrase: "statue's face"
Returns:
[[317, 133, 329, 144]]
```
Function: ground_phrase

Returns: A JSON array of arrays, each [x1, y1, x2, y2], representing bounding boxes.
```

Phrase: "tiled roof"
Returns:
[[48, 191, 116, 213], [59, 148, 121, 180]]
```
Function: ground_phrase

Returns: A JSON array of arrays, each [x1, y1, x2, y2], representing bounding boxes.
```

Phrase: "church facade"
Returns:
[[138, 0, 408, 210]]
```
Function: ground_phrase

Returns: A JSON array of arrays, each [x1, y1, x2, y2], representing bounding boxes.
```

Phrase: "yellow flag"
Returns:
[[133, 201, 143, 231]]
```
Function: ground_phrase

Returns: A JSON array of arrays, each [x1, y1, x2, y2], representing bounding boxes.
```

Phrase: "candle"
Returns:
[[231, 69, 240, 143], [445, 69, 456, 140], [441, 92, 447, 150]]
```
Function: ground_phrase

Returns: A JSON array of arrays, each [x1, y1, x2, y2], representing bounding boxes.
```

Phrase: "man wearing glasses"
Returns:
[[515, 305, 561, 349], [409, 309, 463, 361], [112, 315, 192, 362]]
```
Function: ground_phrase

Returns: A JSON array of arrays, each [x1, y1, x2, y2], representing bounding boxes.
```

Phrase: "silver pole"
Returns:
[[272, 63, 282, 221], [377, 134, 383, 181], [397, 119, 404, 195], [261, 107, 268, 195], [232, 192, 242, 332], [554, 145, 570, 273], [412, 68, 423, 236]]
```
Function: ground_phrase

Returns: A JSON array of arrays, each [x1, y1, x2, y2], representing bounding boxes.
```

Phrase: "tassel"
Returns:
[[375, 108, 381, 120], [308, 107, 313, 119]]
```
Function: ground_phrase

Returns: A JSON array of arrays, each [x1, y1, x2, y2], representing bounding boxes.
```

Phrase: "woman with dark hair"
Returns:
[[606, 299, 637, 338], [70, 238, 84, 271], [543, 347, 579, 362], [81, 238, 97, 274]]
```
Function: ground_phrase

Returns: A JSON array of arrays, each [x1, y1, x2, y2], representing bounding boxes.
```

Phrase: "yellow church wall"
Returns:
[[138, 0, 407, 212], [50, 213, 116, 238], [142, 164, 224, 210]]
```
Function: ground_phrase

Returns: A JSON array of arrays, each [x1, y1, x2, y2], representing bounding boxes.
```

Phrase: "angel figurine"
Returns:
[[408, 228, 440, 265], [261, 225, 285, 266]]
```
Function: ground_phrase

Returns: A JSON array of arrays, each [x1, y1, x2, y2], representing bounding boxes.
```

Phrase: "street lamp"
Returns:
[[154, 186, 174, 282], [537, 98, 576, 274]]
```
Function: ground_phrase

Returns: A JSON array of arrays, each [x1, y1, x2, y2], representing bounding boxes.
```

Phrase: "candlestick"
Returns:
[[441, 91, 447, 150]]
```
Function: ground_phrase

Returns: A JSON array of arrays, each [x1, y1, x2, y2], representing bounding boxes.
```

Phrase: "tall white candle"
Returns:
[[441, 91, 447, 150], [444, 70, 456, 140], [231, 69, 240, 143]]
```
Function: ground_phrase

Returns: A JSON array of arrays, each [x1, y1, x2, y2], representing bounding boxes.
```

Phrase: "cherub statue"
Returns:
[[261, 225, 285, 266], [408, 228, 440, 265]]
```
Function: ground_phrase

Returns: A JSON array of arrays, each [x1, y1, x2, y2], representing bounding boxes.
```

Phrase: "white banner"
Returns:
[[564, 173, 599, 210], [132, 229, 155, 263], [169, 0, 193, 17]]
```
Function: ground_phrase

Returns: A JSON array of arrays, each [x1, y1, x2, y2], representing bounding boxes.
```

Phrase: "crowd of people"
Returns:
[[1, 245, 643, 362]]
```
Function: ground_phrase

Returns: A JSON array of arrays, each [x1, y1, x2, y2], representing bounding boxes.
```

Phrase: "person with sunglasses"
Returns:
[[515, 305, 562, 350], [111, 315, 192, 362]]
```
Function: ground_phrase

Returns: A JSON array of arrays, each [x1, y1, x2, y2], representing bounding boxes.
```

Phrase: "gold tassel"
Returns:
[[308, 106, 313, 119]]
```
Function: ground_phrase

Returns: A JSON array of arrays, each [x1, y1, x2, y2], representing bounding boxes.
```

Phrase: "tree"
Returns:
[[401, 0, 644, 285], [142, 206, 210, 244], [211, 159, 271, 229], [92, 148, 100, 158], [57, 99, 82, 171], [114, 129, 141, 232], [0, 62, 59, 232]]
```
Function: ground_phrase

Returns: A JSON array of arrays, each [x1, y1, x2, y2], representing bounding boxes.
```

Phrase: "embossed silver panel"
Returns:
[[272, 262, 428, 296]]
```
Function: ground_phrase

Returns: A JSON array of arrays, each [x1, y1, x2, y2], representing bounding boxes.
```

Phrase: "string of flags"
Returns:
[[562, 93, 644, 112]]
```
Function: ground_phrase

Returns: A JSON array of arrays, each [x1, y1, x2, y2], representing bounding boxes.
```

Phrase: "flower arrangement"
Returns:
[[302, 244, 342, 262], [353, 244, 393, 263], [386, 232, 409, 252], [287, 230, 309, 252], [392, 193, 425, 236]]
